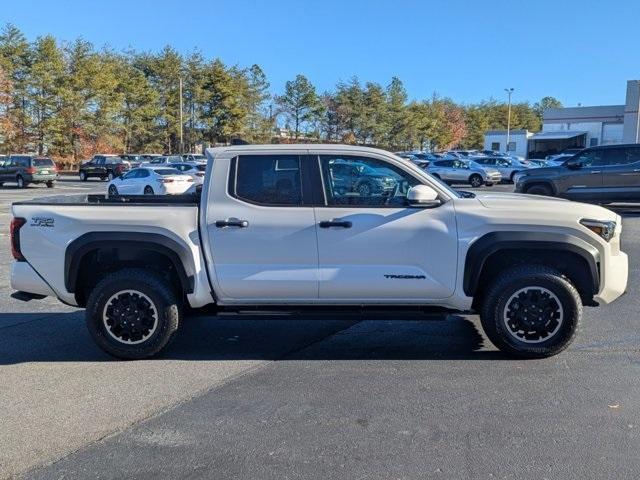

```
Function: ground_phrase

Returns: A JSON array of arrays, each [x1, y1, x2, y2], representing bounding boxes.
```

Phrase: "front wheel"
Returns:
[[46, 181, 55, 188], [480, 265, 582, 358], [469, 174, 483, 188], [525, 184, 553, 196], [108, 184, 118, 196], [85, 268, 181, 359], [16, 175, 25, 189], [79, 171, 87, 181], [357, 182, 371, 197]]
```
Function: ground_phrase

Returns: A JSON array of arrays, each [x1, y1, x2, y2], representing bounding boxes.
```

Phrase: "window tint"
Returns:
[[234, 155, 302, 206], [603, 147, 640, 166], [138, 169, 150, 178], [154, 168, 181, 176], [105, 157, 122, 164], [33, 158, 54, 167], [121, 170, 137, 180], [320, 155, 419, 207], [574, 149, 605, 167]]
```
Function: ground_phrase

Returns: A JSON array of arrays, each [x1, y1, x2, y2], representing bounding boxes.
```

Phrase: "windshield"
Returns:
[[154, 168, 182, 176]]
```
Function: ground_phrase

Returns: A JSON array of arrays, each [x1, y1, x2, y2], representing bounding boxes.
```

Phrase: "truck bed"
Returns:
[[13, 193, 200, 206]]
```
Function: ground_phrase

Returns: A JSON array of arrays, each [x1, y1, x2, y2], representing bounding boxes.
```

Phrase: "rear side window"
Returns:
[[232, 155, 302, 206], [154, 169, 181, 176], [33, 158, 54, 167]]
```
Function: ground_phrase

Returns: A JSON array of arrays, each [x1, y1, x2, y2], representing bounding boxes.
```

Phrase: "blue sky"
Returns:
[[2, 0, 639, 107]]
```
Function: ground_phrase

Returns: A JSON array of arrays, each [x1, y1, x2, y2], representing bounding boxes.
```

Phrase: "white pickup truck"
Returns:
[[10, 145, 628, 359]]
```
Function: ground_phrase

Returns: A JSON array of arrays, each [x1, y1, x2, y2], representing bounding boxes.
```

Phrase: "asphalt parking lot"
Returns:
[[1, 178, 640, 479]]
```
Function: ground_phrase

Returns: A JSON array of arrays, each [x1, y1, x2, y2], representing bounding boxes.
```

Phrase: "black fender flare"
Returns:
[[65, 232, 196, 294], [463, 231, 600, 297]]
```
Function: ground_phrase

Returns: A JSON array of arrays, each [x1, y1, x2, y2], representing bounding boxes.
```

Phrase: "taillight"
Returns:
[[10, 217, 26, 261], [196, 172, 205, 177], [158, 178, 174, 183], [25, 167, 36, 174], [187, 178, 194, 182]]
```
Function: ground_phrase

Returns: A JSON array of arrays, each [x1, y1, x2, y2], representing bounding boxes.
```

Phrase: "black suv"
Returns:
[[79, 154, 130, 181], [514, 144, 640, 203]]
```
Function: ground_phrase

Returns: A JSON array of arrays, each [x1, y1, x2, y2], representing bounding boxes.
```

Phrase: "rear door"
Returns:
[[313, 153, 458, 302], [601, 146, 640, 201], [205, 152, 319, 302]]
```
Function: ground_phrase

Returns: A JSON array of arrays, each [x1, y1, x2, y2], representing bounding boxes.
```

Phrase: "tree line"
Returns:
[[0, 24, 562, 167]]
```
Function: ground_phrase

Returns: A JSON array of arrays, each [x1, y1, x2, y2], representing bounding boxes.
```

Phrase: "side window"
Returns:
[[138, 169, 150, 178], [320, 155, 419, 207], [574, 149, 604, 167], [604, 148, 640, 165], [626, 147, 640, 164], [233, 155, 302, 206]]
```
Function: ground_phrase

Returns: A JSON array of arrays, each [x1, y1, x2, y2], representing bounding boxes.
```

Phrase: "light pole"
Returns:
[[635, 80, 640, 143], [505, 88, 514, 153], [179, 76, 184, 154]]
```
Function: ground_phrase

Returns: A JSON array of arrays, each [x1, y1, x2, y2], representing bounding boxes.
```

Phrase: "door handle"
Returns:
[[215, 218, 249, 228], [319, 219, 352, 229]]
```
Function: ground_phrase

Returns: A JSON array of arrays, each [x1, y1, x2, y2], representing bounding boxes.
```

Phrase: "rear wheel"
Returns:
[[510, 171, 518, 183], [107, 172, 114, 181], [469, 174, 483, 188], [46, 181, 55, 188], [144, 186, 154, 195], [79, 171, 87, 181], [108, 184, 118, 196], [85, 268, 181, 359], [16, 175, 25, 189], [357, 182, 371, 197], [480, 265, 581, 358], [526, 184, 553, 196]]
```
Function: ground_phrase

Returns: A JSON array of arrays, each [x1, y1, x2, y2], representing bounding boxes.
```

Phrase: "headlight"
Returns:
[[580, 219, 617, 242]]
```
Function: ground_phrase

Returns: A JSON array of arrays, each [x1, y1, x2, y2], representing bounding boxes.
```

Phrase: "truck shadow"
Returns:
[[0, 312, 506, 365]]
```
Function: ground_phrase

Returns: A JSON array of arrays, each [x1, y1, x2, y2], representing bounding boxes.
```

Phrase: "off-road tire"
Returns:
[[526, 184, 553, 196], [86, 268, 181, 359], [479, 265, 582, 358]]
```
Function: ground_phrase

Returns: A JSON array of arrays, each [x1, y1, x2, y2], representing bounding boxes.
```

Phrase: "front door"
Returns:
[[314, 154, 458, 302], [206, 153, 319, 302], [558, 149, 604, 201]]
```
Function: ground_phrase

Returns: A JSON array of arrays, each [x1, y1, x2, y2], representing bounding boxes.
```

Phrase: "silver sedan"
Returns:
[[426, 159, 502, 187]]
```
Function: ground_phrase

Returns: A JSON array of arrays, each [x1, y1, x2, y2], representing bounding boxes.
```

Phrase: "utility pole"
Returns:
[[505, 88, 514, 153], [179, 77, 184, 153]]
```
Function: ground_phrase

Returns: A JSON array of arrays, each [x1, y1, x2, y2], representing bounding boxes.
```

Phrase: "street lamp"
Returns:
[[505, 88, 514, 154]]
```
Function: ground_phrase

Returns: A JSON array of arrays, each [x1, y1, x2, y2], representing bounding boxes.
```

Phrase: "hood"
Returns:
[[472, 191, 617, 220]]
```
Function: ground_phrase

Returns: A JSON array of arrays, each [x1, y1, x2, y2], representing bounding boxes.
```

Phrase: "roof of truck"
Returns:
[[205, 144, 394, 157]]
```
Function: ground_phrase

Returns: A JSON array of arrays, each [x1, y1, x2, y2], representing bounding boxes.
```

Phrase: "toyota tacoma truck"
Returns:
[[9, 145, 628, 359]]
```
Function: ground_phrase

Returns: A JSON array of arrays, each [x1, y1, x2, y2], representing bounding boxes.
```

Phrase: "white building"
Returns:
[[483, 129, 531, 158], [484, 80, 640, 158]]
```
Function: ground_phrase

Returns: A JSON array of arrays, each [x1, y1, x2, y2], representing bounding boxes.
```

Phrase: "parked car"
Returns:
[[514, 143, 640, 202], [121, 154, 143, 168], [79, 155, 130, 181], [141, 155, 183, 166], [0, 155, 58, 188], [473, 156, 533, 182], [526, 159, 551, 168], [182, 154, 207, 162], [427, 159, 502, 187], [169, 162, 207, 185], [0, 154, 7, 166], [107, 167, 194, 196], [10, 144, 627, 360], [327, 158, 398, 197]]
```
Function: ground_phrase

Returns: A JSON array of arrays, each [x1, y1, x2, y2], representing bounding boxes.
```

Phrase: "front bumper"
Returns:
[[594, 251, 628, 305]]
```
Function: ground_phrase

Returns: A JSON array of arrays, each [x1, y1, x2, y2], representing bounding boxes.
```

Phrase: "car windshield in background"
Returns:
[[468, 161, 482, 169], [196, 164, 206, 171], [33, 158, 54, 166], [154, 169, 182, 176]]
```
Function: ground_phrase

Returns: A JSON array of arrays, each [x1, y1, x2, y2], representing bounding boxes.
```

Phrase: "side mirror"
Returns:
[[566, 159, 581, 169], [407, 185, 441, 208]]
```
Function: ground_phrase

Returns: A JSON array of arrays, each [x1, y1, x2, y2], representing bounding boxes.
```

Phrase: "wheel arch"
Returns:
[[465, 231, 600, 306], [65, 232, 196, 306]]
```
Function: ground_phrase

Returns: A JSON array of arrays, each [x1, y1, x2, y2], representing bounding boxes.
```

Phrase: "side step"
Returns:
[[11, 291, 47, 302]]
